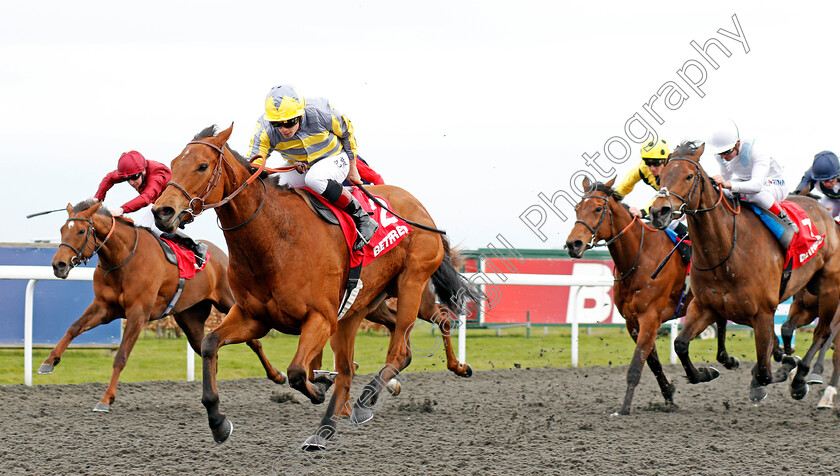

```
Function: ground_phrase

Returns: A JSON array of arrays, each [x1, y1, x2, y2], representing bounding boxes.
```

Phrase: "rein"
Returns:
[[355, 183, 447, 235], [164, 142, 295, 227], [657, 156, 741, 271], [574, 189, 660, 281]]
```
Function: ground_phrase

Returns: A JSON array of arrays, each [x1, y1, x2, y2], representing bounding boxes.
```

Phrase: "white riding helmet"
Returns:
[[708, 120, 740, 155]]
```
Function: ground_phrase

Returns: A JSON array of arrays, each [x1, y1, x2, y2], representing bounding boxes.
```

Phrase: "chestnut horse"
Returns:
[[565, 177, 737, 415], [45, 199, 285, 412], [152, 125, 479, 449], [649, 142, 840, 402]]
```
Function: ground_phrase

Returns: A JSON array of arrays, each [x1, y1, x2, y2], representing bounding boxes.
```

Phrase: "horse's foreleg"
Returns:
[[715, 319, 739, 369], [749, 311, 779, 402], [618, 314, 669, 416], [38, 301, 115, 374], [675, 303, 720, 384], [201, 304, 269, 444], [286, 310, 333, 405], [95, 306, 150, 412], [781, 292, 816, 357], [817, 333, 840, 408]]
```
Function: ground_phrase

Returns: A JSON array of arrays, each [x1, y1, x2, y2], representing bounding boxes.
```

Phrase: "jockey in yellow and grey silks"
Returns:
[[614, 139, 691, 264], [246, 85, 378, 251], [613, 139, 668, 219]]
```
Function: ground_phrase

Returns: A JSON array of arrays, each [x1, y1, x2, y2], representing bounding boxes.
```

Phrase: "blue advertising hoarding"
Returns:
[[0, 244, 121, 346]]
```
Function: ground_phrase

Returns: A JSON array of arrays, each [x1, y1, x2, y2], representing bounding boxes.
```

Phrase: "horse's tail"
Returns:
[[430, 235, 484, 313]]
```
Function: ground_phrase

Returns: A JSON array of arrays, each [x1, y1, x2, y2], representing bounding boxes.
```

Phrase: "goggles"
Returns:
[[718, 146, 737, 157], [270, 117, 300, 129], [644, 159, 665, 167], [126, 172, 143, 181]]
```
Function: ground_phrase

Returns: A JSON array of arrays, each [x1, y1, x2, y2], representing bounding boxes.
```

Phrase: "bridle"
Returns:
[[654, 156, 741, 271], [59, 215, 137, 273], [164, 140, 294, 231], [574, 185, 657, 281]]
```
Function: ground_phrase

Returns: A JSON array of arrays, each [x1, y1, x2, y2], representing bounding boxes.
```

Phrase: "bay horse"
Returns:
[[45, 199, 286, 412], [565, 177, 737, 415], [152, 124, 479, 450], [649, 141, 840, 402]]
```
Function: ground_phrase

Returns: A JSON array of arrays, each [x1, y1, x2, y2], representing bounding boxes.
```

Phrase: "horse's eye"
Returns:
[[77, 230, 85, 235], [594, 207, 602, 213], [686, 174, 694, 181], [198, 163, 209, 172]]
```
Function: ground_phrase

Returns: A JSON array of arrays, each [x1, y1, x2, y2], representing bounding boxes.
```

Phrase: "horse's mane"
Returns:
[[73, 199, 110, 216], [672, 140, 702, 158], [194, 125, 287, 190]]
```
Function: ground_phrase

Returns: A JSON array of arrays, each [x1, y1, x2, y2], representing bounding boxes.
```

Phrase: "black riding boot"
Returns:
[[672, 221, 692, 265], [343, 196, 379, 251], [324, 180, 379, 251], [166, 230, 208, 268]]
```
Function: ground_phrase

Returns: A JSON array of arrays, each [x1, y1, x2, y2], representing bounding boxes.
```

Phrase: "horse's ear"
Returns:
[[66, 203, 74, 216], [582, 176, 591, 191], [213, 123, 234, 145], [696, 142, 705, 157], [89, 201, 102, 215], [605, 176, 616, 188]]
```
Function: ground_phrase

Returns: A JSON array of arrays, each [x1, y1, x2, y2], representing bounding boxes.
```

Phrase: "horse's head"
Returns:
[[565, 176, 617, 258], [153, 124, 237, 233], [649, 142, 706, 229], [52, 200, 103, 278]]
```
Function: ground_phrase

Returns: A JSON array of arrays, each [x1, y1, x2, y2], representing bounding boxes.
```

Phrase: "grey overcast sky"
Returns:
[[2, 1, 838, 253]]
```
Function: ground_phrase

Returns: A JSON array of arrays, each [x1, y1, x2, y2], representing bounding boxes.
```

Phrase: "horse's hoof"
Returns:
[[301, 434, 327, 452], [37, 364, 54, 374], [386, 378, 401, 396], [727, 357, 740, 370], [781, 355, 799, 368], [806, 373, 824, 385], [790, 382, 809, 401], [749, 386, 767, 403], [92, 403, 110, 413], [817, 386, 837, 409], [462, 364, 473, 378], [272, 370, 287, 385], [211, 419, 233, 444], [353, 361, 360, 372], [313, 370, 339, 383], [350, 403, 374, 425], [697, 366, 720, 382]]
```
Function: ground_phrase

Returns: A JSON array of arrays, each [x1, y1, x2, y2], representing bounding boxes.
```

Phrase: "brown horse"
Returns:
[[779, 289, 840, 407], [152, 125, 479, 450], [565, 177, 737, 415], [649, 141, 840, 402], [44, 199, 285, 412]]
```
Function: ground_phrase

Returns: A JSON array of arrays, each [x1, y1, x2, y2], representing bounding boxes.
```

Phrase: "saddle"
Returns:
[[294, 189, 340, 225]]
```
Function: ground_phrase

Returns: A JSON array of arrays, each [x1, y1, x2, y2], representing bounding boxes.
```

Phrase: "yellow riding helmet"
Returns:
[[640, 139, 670, 160], [264, 85, 306, 122]]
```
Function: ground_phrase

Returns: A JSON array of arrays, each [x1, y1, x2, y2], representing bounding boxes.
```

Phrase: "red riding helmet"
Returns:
[[117, 151, 147, 177]]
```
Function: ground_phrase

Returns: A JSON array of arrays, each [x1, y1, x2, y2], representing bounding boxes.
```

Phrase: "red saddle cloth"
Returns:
[[159, 237, 208, 279], [782, 201, 825, 269], [305, 187, 412, 267]]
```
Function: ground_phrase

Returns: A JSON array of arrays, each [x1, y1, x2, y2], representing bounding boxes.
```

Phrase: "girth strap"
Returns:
[[157, 278, 186, 320], [338, 264, 363, 320]]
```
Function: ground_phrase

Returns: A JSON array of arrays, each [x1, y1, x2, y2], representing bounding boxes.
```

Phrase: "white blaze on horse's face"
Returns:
[[67, 221, 75, 229]]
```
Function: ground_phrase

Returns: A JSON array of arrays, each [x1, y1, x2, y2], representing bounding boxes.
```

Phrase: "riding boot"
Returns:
[[167, 229, 208, 268], [335, 188, 379, 251], [671, 221, 692, 265], [769, 201, 798, 249]]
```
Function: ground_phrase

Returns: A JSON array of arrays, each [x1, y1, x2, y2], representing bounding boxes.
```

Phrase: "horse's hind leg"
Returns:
[[817, 332, 840, 408], [422, 291, 472, 378], [95, 305, 151, 412], [38, 300, 115, 374], [350, 278, 422, 425], [781, 291, 817, 357], [201, 304, 269, 444], [791, 302, 840, 400]]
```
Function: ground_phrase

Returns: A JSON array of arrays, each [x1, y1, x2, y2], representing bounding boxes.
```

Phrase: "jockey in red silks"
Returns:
[[95, 150, 208, 266]]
